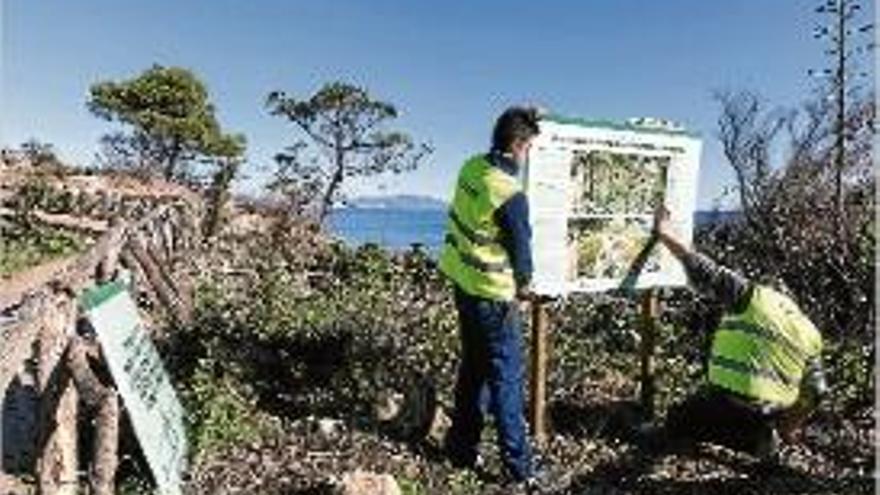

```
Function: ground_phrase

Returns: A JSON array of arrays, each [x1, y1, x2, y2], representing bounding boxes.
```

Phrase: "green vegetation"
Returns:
[[266, 81, 432, 220], [88, 64, 245, 182], [170, 230, 460, 460], [0, 225, 86, 277]]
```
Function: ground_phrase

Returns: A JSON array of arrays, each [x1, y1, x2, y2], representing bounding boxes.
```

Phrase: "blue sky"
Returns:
[[1, 1, 866, 209]]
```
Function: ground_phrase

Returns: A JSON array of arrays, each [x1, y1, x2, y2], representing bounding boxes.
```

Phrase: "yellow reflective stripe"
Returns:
[[750, 286, 823, 357], [445, 227, 508, 265], [709, 354, 795, 388], [448, 208, 497, 246], [445, 234, 511, 273], [439, 242, 515, 300], [718, 318, 809, 362], [708, 361, 798, 406], [712, 329, 803, 380]]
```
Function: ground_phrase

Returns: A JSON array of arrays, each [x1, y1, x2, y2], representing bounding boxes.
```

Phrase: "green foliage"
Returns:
[[443, 470, 482, 495], [88, 64, 245, 181], [117, 476, 155, 495], [266, 81, 432, 219], [824, 339, 875, 414], [20, 138, 59, 167], [398, 477, 427, 495], [0, 225, 85, 277], [183, 360, 278, 458], [173, 233, 459, 460]]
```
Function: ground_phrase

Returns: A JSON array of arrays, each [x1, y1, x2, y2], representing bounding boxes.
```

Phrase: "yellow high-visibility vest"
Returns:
[[438, 155, 520, 301], [708, 286, 823, 407]]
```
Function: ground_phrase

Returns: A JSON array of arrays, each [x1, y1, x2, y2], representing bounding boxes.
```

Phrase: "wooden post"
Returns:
[[68, 337, 119, 495], [639, 289, 659, 420], [127, 235, 191, 324], [36, 296, 78, 495], [97, 220, 125, 284], [529, 300, 549, 444]]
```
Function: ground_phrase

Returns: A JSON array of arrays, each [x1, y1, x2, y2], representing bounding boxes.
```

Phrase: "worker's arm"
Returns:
[[495, 191, 534, 298], [654, 206, 752, 312], [778, 357, 828, 441]]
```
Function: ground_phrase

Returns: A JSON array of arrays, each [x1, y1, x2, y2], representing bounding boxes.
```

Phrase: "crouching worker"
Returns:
[[642, 206, 827, 461], [437, 107, 540, 483]]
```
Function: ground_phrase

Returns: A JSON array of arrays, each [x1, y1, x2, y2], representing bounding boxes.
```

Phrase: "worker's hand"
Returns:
[[652, 204, 672, 239], [516, 283, 535, 303]]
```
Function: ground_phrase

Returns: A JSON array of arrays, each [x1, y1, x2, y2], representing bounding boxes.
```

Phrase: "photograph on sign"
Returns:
[[567, 150, 669, 281], [526, 116, 701, 295]]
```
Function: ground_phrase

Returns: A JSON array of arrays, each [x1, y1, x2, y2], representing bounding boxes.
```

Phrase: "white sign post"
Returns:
[[526, 115, 702, 296], [81, 280, 187, 495]]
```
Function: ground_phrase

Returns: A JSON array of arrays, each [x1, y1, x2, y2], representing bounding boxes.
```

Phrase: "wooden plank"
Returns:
[[160, 212, 176, 263], [90, 393, 119, 495], [0, 297, 45, 395], [0, 207, 109, 233], [528, 301, 549, 444], [35, 295, 78, 495], [67, 337, 118, 495], [639, 289, 659, 420], [127, 235, 190, 324], [119, 248, 162, 316], [0, 297, 44, 475], [96, 219, 125, 284]]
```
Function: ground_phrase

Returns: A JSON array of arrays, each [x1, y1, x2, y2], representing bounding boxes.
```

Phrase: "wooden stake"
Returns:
[[36, 296, 78, 495], [67, 337, 119, 495], [529, 300, 549, 444], [639, 289, 659, 420]]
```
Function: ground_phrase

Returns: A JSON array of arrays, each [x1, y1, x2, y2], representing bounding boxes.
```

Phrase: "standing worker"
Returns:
[[643, 206, 827, 460], [438, 106, 540, 483]]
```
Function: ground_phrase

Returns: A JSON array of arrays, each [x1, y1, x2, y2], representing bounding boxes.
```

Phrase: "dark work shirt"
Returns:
[[682, 250, 827, 407], [680, 251, 752, 313], [487, 151, 533, 288]]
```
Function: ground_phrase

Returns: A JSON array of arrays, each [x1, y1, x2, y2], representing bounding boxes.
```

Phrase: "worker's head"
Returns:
[[492, 106, 541, 165]]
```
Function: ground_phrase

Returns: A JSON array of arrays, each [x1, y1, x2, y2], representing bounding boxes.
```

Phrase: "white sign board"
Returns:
[[81, 281, 187, 495], [526, 115, 702, 296]]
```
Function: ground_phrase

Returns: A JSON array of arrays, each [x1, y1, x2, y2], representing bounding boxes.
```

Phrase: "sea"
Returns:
[[327, 208, 739, 256]]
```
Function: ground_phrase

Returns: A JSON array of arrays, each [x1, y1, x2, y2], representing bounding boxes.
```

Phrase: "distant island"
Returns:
[[339, 194, 448, 211]]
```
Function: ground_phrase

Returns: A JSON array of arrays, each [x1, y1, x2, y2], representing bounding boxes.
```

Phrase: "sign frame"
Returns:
[[525, 114, 702, 296]]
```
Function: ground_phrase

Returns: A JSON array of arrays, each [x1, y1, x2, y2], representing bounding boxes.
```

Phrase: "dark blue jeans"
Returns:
[[445, 286, 532, 481]]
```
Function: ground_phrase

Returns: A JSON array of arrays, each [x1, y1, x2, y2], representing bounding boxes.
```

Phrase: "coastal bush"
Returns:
[[174, 225, 461, 458]]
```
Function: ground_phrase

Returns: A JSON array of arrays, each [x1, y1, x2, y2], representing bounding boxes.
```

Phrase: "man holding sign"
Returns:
[[438, 106, 541, 484]]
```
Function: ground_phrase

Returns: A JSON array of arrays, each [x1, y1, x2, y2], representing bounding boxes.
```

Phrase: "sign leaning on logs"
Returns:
[[525, 114, 702, 296], [80, 280, 187, 495]]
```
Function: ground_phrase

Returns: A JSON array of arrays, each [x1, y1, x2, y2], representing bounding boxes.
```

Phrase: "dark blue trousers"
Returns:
[[445, 286, 532, 481]]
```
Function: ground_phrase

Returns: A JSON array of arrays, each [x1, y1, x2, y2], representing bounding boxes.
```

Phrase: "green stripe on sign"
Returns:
[[80, 279, 128, 311]]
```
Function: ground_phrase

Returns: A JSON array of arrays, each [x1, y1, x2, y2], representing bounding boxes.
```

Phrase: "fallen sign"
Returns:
[[80, 279, 188, 495]]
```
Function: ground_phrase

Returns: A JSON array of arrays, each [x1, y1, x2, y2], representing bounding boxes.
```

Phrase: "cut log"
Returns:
[[35, 296, 77, 495]]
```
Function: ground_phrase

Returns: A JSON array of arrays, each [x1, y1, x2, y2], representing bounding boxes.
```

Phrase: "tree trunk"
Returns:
[[320, 149, 346, 222], [164, 140, 183, 182]]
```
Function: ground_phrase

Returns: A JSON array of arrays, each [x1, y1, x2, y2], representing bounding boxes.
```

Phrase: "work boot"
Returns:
[[633, 422, 665, 454], [753, 428, 781, 466], [500, 455, 550, 493], [523, 456, 553, 494], [445, 448, 485, 473]]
